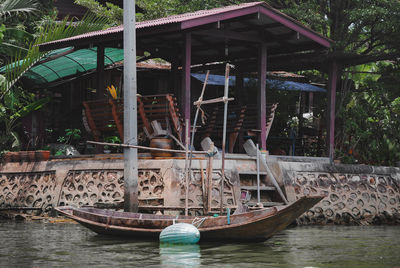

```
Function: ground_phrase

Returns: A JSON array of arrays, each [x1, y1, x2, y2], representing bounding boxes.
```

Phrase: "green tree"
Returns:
[[0, 0, 41, 64], [266, 0, 400, 64], [75, 0, 241, 22], [335, 63, 400, 165], [0, 0, 38, 19], [74, 0, 122, 25], [0, 12, 110, 153]]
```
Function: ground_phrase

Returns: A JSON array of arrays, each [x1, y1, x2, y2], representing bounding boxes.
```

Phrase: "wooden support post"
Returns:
[[123, 0, 139, 213], [308, 92, 314, 113], [96, 44, 105, 99], [184, 120, 190, 216], [327, 61, 338, 162], [181, 33, 192, 142], [257, 43, 267, 150], [171, 58, 179, 98]]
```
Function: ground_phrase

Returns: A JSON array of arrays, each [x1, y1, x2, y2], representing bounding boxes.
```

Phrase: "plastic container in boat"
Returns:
[[160, 223, 200, 244]]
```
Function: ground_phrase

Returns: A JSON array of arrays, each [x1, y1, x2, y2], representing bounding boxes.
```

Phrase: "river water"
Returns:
[[0, 221, 399, 267]]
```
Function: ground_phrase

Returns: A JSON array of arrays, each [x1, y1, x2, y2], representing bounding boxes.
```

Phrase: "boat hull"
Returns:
[[56, 196, 322, 242]]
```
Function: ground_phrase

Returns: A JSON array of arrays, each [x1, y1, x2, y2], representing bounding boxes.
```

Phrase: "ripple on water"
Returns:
[[0, 222, 399, 267]]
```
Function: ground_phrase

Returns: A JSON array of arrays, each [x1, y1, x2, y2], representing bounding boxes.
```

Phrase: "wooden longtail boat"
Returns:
[[56, 195, 322, 242]]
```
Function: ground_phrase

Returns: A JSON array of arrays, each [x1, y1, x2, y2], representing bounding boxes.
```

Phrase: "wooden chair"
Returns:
[[82, 99, 117, 142], [83, 94, 183, 142], [108, 98, 145, 140], [196, 103, 278, 153], [196, 102, 247, 153], [238, 103, 278, 149], [138, 94, 183, 141]]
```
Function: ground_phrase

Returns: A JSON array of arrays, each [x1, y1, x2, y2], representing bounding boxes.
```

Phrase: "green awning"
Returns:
[[1, 47, 123, 86]]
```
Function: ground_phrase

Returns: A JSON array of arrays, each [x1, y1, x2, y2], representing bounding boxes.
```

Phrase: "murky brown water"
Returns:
[[0, 221, 399, 267]]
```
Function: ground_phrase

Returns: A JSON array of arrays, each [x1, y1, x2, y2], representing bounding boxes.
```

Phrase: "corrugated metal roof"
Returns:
[[43, 24, 123, 44], [39, 2, 332, 50], [136, 2, 262, 28], [40, 2, 262, 48]]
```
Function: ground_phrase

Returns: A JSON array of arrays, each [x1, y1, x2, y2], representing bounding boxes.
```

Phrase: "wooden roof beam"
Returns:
[[241, 20, 291, 47], [192, 35, 222, 55], [192, 28, 264, 43], [258, 9, 331, 48]]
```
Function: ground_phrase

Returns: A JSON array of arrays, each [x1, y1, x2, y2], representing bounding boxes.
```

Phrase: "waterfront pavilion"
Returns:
[[37, 2, 336, 158]]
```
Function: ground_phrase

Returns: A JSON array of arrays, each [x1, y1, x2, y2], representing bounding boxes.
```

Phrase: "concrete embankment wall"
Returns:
[[0, 156, 399, 224], [0, 158, 126, 213], [273, 160, 400, 225], [0, 156, 239, 216]]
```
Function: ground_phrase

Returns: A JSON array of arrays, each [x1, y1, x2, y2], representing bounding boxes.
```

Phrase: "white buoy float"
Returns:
[[159, 223, 200, 244]]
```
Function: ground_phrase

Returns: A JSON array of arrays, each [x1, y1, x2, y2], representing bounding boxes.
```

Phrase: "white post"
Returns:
[[123, 0, 139, 212]]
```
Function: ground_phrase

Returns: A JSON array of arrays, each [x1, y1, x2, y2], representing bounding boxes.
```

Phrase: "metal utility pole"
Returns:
[[123, 0, 139, 212]]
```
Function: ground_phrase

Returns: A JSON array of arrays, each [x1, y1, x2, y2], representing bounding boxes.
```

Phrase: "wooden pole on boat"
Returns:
[[199, 160, 207, 215], [187, 70, 211, 215], [207, 143, 214, 214], [184, 119, 190, 216], [220, 63, 230, 214], [188, 70, 209, 171], [123, 0, 139, 212]]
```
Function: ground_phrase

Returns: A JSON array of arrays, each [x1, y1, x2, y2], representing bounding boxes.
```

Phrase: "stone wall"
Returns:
[[1, 156, 399, 224], [0, 157, 239, 216], [0, 171, 57, 212], [275, 161, 400, 225]]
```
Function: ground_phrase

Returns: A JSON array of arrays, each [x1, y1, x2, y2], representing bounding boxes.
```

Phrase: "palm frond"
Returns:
[[0, 0, 39, 21], [1, 12, 110, 99], [4, 27, 34, 44], [0, 42, 29, 56]]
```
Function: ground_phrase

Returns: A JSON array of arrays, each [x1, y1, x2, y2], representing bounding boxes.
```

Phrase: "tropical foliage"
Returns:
[[74, 0, 122, 25], [0, 0, 40, 64], [335, 63, 400, 165], [1, 12, 110, 95], [267, 0, 400, 62], [0, 7, 109, 153], [0, 84, 50, 151]]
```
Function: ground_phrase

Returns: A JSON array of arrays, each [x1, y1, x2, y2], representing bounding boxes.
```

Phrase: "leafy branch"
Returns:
[[0, 12, 110, 100]]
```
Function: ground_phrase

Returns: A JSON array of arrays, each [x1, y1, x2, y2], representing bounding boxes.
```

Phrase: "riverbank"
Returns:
[[1, 154, 399, 225]]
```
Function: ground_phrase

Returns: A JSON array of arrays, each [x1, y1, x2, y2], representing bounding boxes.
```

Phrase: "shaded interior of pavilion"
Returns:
[[28, 2, 337, 158]]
